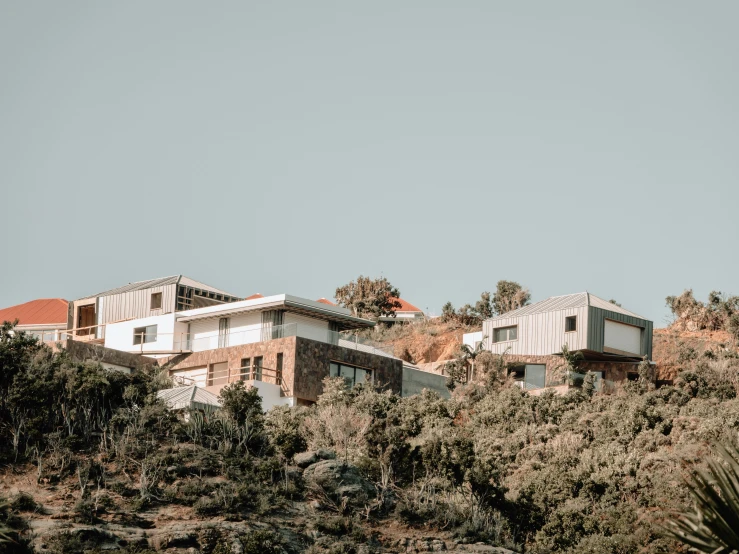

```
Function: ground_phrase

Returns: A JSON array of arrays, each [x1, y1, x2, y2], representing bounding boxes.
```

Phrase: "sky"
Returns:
[[1, 1, 737, 326]]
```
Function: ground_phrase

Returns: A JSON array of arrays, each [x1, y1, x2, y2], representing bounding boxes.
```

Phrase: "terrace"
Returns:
[[126, 321, 394, 358]]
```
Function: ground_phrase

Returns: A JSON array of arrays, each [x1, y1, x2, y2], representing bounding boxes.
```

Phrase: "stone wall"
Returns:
[[164, 337, 297, 397], [55, 340, 158, 372], [294, 338, 403, 402], [501, 354, 641, 383]]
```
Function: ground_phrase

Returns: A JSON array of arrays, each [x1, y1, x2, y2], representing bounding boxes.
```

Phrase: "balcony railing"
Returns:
[[172, 365, 282, 388], [127, 322, 395, 357]]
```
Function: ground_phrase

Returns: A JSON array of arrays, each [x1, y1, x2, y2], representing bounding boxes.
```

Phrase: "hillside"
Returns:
[[370, 320, 473, 368], [372, 319, 739, 381], [1, 322, 739, 553]]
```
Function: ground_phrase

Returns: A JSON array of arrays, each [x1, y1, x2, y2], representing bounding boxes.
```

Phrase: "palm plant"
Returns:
[[459, 336, 487, 381], [665, 443, 739, 553]]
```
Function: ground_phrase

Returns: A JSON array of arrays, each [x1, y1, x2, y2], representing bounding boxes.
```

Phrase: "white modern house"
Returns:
[[463, 292, 653, 392], [103, 294, 387, 358]]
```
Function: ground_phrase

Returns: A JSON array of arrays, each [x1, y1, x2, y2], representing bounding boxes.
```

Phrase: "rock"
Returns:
[[302, 459, 375, 507], [294, 449, 336, 468]]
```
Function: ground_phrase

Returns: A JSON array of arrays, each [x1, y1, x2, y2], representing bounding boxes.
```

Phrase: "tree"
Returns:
[[492, 280, 530, 315], [335, 276, 402, 320], [459, 337, 487, 381], [440, 302, 456, 323], [665, 444, 739, 553]]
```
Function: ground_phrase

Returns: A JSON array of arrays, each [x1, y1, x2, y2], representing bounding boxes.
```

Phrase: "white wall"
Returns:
[[463, 331, 483, 349], [202, 379, 290, 411], [101, 363, 132, 374], [604, 320, 642, 356], [172, 366, 208, 387], [285, 313, 329, 342], [189, 312, 263, 352], [104, 313, 188, 354]]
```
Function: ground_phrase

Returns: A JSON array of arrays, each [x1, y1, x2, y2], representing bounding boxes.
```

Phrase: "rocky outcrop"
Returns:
[[302, 459, 375, 508], [293, 449, 336, 468]]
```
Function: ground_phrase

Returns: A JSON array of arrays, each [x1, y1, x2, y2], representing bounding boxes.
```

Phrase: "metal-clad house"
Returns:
[[482, 292, 652, 360], [478, 292, 653, 392], [68, 275, 240, 340]]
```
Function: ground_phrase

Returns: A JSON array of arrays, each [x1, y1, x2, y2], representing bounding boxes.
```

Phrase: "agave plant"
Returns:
[[665, 443, 739, 553]]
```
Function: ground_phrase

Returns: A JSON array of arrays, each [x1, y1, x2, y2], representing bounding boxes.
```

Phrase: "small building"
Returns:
[[378, 298, 425, 324], [467, 292, 653, 392], [0, 298, 69, 341]]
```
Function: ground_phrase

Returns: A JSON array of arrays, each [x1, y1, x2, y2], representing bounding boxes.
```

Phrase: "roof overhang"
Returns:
[[175, 294, 374, 331]]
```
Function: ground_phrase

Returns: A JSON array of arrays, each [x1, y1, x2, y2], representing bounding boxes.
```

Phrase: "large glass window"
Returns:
[[329, 362, 370, 388], [524, 364, 546, 389], [493, 325, 518, 343], [133, 325, 157, 345]]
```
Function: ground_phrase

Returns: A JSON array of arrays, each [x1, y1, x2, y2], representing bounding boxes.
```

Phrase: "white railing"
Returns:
[[123, 322, 394, 357]]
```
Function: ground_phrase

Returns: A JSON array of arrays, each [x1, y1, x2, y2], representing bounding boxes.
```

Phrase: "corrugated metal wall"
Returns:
[[99, 284, 178, 325], [482, 306, 588, 356], [587, 307, 653, 359]]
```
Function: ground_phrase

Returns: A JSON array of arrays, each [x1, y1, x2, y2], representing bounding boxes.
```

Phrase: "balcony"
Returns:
[[127, 322, 394, 357], [171, 364, 288, 409]]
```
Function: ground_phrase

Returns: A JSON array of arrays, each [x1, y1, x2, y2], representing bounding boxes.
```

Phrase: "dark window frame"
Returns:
[[329, 361, 371, 388], [150, 292, 163, 310], [493, 325, 518, 343], [565, 316, 577, 332]]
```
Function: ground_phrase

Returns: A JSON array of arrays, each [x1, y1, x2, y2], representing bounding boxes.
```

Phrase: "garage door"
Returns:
[[604, 320, 642, 356]]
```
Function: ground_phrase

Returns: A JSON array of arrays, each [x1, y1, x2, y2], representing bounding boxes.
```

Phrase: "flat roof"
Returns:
[[175, 294, 375, 330]]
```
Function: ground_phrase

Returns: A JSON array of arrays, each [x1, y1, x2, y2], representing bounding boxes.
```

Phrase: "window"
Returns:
[[218, 317, 230, 348], [565, 316, 577, 332], [493, 325, 517, 343], [253, 356, 263, 381], [239, 358, 251, 381], [329, 362, 371, 388], [133, 325, 157, 345], [150, 292, 162, 310], [276, 353, 283, 380], [207, 362, 228, 386]]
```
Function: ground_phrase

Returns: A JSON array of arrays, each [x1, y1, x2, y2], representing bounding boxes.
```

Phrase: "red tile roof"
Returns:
[[0, 298, 69, 326], [392, 298, 422, 313], [245, 293, 264, 300], [316, 298, 335, 305]]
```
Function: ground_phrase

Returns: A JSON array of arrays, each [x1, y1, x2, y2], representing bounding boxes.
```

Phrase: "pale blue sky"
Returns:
[[1, 1, 737, 325]]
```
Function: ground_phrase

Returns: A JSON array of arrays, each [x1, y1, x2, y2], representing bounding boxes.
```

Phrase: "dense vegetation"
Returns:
[[1, 320, 738, 553]]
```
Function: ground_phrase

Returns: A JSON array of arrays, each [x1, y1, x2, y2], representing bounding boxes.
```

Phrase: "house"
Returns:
[[0, 298, 69, 341], [67, 275, 240, 341], [0, 297, 156, 374], [102, 293, 404, 409], [378, 298, 425, 324], [464, 292, 653, 392]]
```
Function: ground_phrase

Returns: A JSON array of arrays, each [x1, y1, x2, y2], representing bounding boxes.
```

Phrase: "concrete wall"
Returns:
[[402, 367, 450, 399]]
